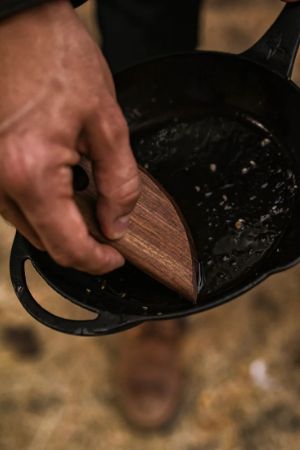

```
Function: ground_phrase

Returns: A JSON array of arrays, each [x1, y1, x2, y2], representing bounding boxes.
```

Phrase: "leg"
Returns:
[[118, 320, 187, 429], [97, 0, 202, 72], [96, 0, 202, 429]]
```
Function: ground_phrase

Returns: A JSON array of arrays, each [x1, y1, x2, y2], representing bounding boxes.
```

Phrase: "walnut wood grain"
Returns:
[[74, 161, 199, 303]]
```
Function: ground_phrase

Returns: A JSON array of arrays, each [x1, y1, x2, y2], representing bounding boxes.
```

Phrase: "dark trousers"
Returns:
[[96, 0, 202, 72]]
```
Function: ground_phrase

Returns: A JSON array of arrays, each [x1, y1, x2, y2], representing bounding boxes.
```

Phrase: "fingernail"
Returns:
[[112, 215, 130, 239], [111, 253, 125, 268]]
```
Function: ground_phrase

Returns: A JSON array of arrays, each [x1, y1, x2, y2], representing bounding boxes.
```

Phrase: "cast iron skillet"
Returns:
[[10, 3, 300, 335]]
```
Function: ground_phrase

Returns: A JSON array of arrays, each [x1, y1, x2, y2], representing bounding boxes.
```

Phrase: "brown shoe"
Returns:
[[117, 319, 186, 430]]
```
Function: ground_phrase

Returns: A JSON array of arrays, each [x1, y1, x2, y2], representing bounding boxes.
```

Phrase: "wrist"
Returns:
[[0, 0, 86, 22], [0, 0, 76, 28], [0, 0, 82, 124]]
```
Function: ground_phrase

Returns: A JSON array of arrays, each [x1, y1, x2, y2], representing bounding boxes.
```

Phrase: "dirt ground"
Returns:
[[0, 1, 300, 449]]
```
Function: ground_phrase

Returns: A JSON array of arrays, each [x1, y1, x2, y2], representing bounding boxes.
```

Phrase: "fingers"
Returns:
[[0, 197, 45, 250], [3, 146, 125, 274], [25, 196, 124, 274], [85, 95, 141, 240], [98, 51, 117, 98]]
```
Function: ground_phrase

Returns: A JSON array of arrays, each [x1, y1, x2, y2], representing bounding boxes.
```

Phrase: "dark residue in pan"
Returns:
[[98, 113, 297, 310]]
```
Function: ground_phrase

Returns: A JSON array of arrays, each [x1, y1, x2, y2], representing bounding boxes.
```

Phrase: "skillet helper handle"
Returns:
[[242, 2, 300, 79], [10, 233, 140, 336], [74, 161, 199, 303], [10, 233, 102, 335]]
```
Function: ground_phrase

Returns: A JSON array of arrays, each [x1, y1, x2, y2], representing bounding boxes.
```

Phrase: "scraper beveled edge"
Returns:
[[143, 167, 200, 303], [74, 161, 200, 303]]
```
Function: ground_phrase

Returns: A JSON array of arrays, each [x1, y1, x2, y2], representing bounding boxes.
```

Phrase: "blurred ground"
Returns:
[[1, 0, 300, 449]]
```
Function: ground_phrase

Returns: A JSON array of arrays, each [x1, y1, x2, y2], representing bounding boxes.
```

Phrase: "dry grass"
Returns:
[[0, 1, 300, 449]]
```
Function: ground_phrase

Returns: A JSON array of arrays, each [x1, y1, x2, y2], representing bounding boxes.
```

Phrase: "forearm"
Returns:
[[0, 0, 86, 21], [0, 0, 78, 124], [0, 0, 140, 272]]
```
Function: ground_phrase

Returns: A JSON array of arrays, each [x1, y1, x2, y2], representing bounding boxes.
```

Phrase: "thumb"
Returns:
[[84, 96, 141, 240]]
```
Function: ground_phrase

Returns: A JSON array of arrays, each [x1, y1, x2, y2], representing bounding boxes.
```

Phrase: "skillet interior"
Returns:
[[19, 52, 300, 321]]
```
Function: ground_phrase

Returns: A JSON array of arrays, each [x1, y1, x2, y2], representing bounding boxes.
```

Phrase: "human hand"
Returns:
[[0, 0, 141, 274]]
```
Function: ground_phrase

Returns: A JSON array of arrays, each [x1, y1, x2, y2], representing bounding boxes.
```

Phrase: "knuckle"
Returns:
[[52, 252, 70, 268], [101, 108, 129, 143], [53, 247, 85, 269], [3, 160, 30, 193], [110, 110, 127, 132], [8, 171, 32, 195], [1, 134, 53, 200], [85, 261, 108, 276], [2, 141, 37, 195], [102, 171, 141, 208], [116, 174, 141, 206]]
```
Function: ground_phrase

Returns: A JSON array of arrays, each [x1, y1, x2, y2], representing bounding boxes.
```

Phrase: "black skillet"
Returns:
[[10, 3, 300, 335]]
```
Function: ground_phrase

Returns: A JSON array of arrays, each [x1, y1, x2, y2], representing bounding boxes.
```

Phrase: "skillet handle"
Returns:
[[10, 233, 140, 336], [241, 3, 300, 79]]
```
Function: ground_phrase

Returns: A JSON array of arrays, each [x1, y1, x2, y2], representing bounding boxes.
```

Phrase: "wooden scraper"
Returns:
[[73, 160, 199, 303]]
